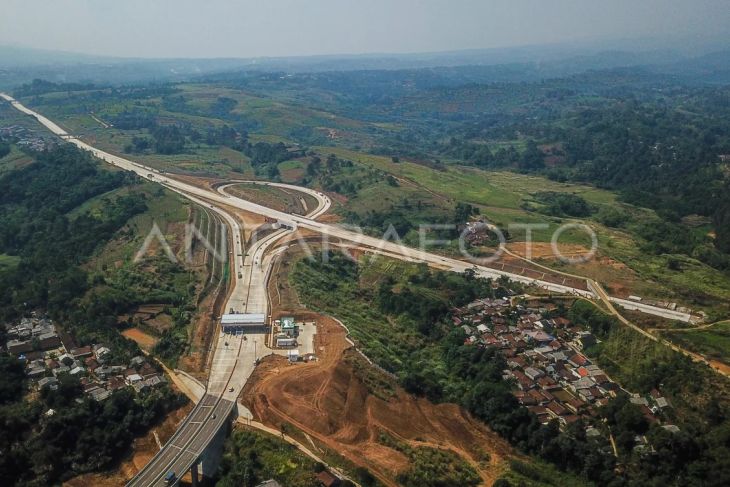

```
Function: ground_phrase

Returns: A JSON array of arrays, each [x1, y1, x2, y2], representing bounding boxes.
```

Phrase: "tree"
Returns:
[[454, 202, 477, 225], [518, 140, 544, 171], [0, 354, 25, 404], [714, 193, 730, 253]]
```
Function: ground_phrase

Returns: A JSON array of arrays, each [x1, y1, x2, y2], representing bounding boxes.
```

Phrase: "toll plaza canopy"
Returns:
[[221, 313, 266, 332]]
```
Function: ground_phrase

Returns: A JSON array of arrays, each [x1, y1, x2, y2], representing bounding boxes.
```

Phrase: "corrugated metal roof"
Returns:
[[221, 313, 266, 325]]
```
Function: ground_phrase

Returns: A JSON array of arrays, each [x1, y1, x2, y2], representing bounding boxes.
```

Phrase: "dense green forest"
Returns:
[[0, 145, 144, 323], [0, 144, 187, 485], [0, 140, 10, 158], [0, 144, 150, 355], [292, 253, 730, 487]]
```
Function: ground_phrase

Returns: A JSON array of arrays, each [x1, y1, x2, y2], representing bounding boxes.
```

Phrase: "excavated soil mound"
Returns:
[[242, 315, 514, 486]]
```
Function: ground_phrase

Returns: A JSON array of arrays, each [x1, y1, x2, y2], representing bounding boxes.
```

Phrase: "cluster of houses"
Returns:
[[461, 221, 495, 246], [6, 315, 62, 355], [0, 124, 56, 152], [3, 314, 166, 401], [453, 297, 674, 435]]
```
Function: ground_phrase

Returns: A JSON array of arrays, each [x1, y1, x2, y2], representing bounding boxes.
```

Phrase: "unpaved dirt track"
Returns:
[[242, 314, 513, 486]]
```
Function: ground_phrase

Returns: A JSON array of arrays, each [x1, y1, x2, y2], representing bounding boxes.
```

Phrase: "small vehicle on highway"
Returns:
[[229, 387, 234, 392], [164, 471, 176, 484]]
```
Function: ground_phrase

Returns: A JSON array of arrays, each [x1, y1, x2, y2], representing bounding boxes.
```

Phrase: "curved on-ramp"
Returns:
[[3, 93, 722, 485], [0, 92, 699, 324]]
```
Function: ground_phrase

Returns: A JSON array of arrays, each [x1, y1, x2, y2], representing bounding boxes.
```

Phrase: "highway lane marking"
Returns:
[[10, 94, 716, 480]]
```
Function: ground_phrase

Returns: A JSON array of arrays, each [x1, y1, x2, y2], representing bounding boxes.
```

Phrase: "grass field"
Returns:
[[311, 146, 730, 315], [12, 85, 730, 316], [660, 321, 730, 363], [227, 182, 318, 215], [0, 253, 20, 271], [177, 84, 372, 137], [316, 147, 615, 244], [0, 146, 34, 174], [318, 147, 522, 208]]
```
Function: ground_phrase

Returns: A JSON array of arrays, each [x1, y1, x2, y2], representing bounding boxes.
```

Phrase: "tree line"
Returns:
[[0, 144, 188, 485]]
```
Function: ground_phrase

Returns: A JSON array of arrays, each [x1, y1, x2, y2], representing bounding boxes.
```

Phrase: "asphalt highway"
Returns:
[[0, 92, 695, 323], [1, 94, 707, 485]]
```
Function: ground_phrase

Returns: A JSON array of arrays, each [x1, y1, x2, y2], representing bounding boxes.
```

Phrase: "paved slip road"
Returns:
[[0, 93, 697, 321], [3, 94, 724, 484], [124, 184, 325, 484], [0, 94, 641, 302], [120, 163, 330, 484]]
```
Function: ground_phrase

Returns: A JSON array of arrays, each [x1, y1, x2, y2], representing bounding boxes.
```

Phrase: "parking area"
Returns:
[[297, 321, 317, 356]]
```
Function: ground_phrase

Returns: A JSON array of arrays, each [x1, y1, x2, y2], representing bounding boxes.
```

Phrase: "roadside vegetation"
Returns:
[[15, 76, 730, 319], [291, 251, 730, 487], [377, 431, 481, 487], [82, 183, 211, 367], [7, 51, 730, 486], [217, 428, 330, 487], [658, 321, 730, 364], [0, 143, 188, 485]]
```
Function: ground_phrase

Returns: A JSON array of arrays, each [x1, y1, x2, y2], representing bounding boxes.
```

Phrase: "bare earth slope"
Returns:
[[242, 313, 514, 486]]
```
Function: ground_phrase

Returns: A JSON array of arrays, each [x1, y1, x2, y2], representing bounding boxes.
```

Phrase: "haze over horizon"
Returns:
[[1, 0, 729, 60]]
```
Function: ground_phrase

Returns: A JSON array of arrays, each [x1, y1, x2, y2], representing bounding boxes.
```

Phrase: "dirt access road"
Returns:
[[241, 313, 514, 486]]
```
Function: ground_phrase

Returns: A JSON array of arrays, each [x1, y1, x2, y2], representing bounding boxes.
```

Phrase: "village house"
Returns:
[[453, 296, 663, 436]]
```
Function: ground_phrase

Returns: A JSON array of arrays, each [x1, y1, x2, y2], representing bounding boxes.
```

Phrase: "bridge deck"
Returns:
[[127, 394, 235, 486]]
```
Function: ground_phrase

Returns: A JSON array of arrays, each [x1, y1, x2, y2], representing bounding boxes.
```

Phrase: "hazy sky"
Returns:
[[1, 0, 728, 58]]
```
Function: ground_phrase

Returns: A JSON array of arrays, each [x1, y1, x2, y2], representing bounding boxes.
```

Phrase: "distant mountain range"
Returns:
[[0, 35, 728, 88]]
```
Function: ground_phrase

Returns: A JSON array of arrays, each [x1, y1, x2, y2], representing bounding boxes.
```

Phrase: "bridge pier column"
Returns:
[[191, 462, 199, 487]]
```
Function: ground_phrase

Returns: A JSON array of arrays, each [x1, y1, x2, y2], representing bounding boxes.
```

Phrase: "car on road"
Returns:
[[229, 387, 234, 392], [165, 471, 176, 484]]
